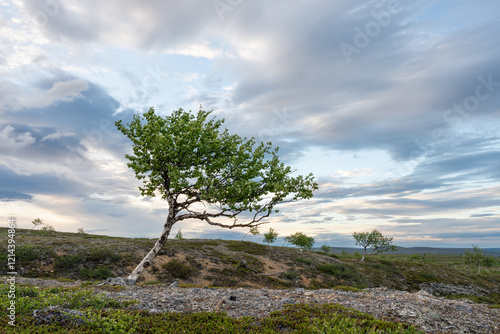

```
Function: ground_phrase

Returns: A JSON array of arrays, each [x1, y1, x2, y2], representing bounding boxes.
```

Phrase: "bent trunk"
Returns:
[[127, 221, 173, 283]]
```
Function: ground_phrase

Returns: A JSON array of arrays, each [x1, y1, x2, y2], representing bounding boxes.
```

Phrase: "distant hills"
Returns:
[[316, 246, 500, 256]]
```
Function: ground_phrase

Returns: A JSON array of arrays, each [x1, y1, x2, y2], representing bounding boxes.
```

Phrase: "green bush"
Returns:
[[281, 271, 298, 280], [317, 263, 360, 280], [162, 259, 197, 279], [297, 257, 312, 265], [79, 267, 114, 280], [55, 254, 86, 269]]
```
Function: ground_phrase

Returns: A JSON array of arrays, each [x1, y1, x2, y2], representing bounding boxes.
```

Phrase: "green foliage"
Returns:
[[321, 245, 333, 254], [333, 285, 362, 292], [242, 226, 260, 241], [224, 240, 268, 255], [263, 228, 279, 245], [29, 218, 44, 233], [174, 229, 183, 240], [464, 244, 497, 274], [281, 271, 299, 280], [0, 289, 423, 334], [115, 107, 317, 218], [297, 257, 312, 265], [79, 267, 114, 280], [41, 225, 55, 232], [15, 245, 54, 263], [286, 232, 315, 250], [162, 259, 197, 279], [352, 230, 397, 261], [317, 263, 360, 280], [55, 248, 122, 276]]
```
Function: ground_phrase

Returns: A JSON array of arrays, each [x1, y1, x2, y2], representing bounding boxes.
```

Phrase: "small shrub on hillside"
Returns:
[[317, 263, 360, 280], [333, 285, 362, 292], [162, 259, 197, 279], [297, 257, 312, 265], [79, 267, 114, 280], [281, 271, 299, 281]]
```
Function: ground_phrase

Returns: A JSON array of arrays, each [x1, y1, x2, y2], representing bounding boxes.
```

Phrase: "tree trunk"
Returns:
[[127, 219, 174, 283]]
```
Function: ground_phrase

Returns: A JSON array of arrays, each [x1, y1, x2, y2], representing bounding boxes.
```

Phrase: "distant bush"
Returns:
[[281, 271, 298, 280], [79, 267, 113, 280], [297, 257, 312, 265], [162, 259, 197, 279], [317, 263, 360, 280]]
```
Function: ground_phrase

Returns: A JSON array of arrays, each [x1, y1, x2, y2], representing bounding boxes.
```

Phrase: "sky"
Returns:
[[1, 0, 499, 248]]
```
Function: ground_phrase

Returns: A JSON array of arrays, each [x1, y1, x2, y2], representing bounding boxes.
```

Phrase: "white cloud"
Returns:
[[0, 125, 35, 151], [0, 78, 88, 111]]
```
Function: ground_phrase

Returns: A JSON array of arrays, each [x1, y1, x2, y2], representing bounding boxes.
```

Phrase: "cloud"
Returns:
[[0, 189, 33, 201], [0, 78, 89, 111], [0, 125, 36, 151]]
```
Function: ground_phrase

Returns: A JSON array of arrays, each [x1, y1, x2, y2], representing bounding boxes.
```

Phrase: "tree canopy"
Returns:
[[285, 232, 315, 250], [352, 229, 396, 261], [116, 107, 318, 282]]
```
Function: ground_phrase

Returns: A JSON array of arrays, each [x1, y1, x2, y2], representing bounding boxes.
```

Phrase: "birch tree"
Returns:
[[352, 229, 396, 261], [116, 107, 317, 283]]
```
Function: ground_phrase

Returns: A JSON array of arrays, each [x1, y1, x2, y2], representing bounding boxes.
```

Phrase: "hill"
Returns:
[[1, 227, 499, 304], [317, 246, 500, 256]]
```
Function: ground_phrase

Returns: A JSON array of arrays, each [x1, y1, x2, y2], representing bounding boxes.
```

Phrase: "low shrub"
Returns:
[[317, 263, 360, 280], [162, 259, 197, 279]]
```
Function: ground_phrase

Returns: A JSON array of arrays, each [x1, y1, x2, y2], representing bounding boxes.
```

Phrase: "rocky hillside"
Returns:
[[1, 228, 499, 304]]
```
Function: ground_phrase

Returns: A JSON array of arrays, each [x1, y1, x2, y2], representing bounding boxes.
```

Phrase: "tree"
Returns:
[[242, 226, 260, 241], [320, 245, 332, 254], [352, 229, 396, 261], [116, 107, 317, 283], [464, 244, 492, 275], [28, 218, 44, 233], [263, 228, 278, 245], [285, 232, 315, 250], [175, 229, 183, 240]]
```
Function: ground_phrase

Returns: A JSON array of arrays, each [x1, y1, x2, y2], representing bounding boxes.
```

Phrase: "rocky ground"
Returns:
[[14, 277, 500, 334]]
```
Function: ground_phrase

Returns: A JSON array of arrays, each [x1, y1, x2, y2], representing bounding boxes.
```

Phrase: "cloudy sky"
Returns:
[[1, 0, 499, 248]]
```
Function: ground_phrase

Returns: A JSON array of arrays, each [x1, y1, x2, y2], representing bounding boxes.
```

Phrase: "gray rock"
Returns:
[[34, 306, 90, 326], [96, 277, 136, 287]]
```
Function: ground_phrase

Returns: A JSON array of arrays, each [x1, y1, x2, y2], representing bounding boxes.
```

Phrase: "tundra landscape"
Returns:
[[1, 227, 499, 333]]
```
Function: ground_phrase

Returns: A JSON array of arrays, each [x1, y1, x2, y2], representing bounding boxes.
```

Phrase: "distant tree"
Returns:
[[175, 229, 184, 240], [28, 218, 44, 233], [286, 232, 315, 250], [352, 229, 396, 261], [320, 245, 332, 254], [77, 228, 85, 234], [482, 255, 496, 273], [263, 228, 279, 245], [242, 226, 260, 241], [116, 107, 317, 283], [41, 225, 55, 233], [464, 244, 493, 275]]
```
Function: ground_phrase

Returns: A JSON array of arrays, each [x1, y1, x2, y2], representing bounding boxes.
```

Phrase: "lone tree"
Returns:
[[28, 218, 44, 234], [263, 228, 279, 245], [242, 226, 260, 241], [352, 229, 397, 261], [285, 232, 315, 250], [116, 107, 317, 283]]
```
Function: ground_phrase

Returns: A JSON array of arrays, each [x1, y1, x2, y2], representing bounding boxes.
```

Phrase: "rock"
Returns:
[[169, 280, 179, 288], [419, 283, 489, 297], [33, 306, 90, 326], [95, 277, 136, 287]]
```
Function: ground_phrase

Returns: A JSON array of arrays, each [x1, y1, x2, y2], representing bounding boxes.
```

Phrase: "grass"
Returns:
[[0, 284, 422, 333], [1, 227, 499, 304]]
